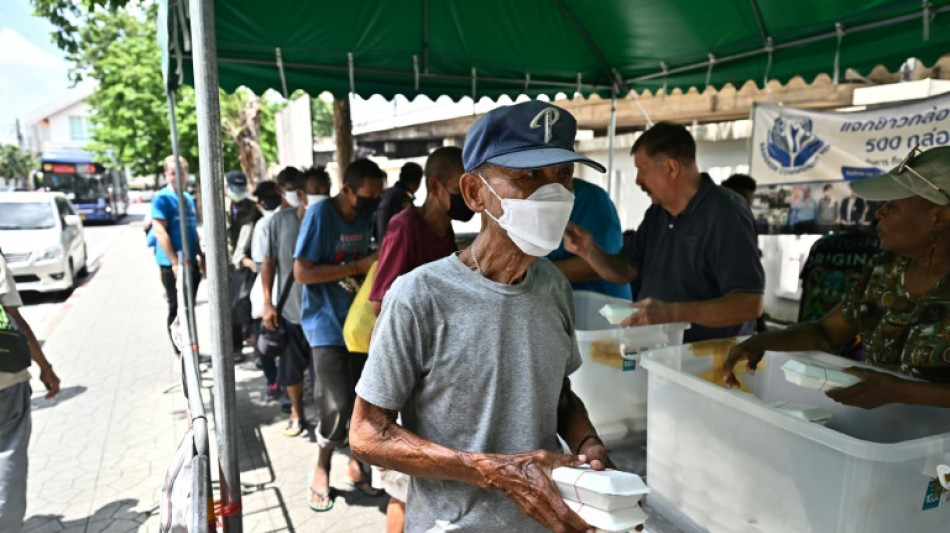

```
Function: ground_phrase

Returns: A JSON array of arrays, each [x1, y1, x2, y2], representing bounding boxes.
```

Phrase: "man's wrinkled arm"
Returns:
[[350, 397, 492, 487], [350, 396, 591, 532]]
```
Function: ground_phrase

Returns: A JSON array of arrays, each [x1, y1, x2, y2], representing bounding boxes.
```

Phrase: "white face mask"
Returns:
[[306, 194, 329, 207], [284, 191, 300, 208], [479, 175, 575, 256], [228, 189, 248, 202]]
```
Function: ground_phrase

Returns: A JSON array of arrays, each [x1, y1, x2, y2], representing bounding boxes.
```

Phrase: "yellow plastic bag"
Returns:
[[343, 260, 378, 354]]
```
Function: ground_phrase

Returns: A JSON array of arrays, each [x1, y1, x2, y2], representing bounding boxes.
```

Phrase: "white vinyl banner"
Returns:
[[750, 92, 950, 185]]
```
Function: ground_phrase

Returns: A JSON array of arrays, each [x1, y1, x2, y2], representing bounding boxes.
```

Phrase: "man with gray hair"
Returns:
[[565, 122, 765, 342], [351, 100, 612, 533]]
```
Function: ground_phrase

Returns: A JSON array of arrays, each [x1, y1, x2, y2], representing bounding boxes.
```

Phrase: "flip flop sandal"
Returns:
[[307, 471, 334, 512], [284, 419, 306, 437], [348, 479, 384, 498]]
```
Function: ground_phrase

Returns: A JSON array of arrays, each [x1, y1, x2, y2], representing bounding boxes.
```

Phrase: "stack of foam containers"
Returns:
[[640, 344, 950, 533], [572, 291, 690, 448], [552, 466, 650, 532]]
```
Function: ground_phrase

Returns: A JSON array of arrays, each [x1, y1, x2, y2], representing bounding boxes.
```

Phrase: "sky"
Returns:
[[0, 0, 83, 146]]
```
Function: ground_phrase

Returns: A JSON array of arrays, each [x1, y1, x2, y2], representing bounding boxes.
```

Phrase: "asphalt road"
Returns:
[[17, 202, 151, 343]]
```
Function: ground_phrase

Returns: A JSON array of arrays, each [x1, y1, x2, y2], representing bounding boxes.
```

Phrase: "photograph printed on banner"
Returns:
[[752, 181, 883, 235]]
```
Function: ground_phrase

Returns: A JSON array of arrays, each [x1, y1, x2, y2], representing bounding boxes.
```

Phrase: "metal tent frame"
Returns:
[[157, 2, 949, 530]]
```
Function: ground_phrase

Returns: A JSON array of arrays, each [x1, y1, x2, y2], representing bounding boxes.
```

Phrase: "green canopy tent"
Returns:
[[156, 2, 950, 530], [161, 0, 950, 100]]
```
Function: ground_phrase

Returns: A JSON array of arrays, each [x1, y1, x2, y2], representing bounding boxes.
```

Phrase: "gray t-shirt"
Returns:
[[262, 207, 303, 324], [356, 254, 582, 533]]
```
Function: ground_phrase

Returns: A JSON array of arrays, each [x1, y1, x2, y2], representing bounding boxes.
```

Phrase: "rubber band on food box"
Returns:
[[572, 469, 594, 504]]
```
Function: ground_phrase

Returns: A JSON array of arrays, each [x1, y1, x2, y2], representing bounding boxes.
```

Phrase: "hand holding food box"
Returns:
[[552, 466, 649, 532]]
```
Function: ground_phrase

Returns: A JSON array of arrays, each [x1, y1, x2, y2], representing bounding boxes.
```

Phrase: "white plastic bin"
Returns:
[[572, 291, 689, 447], [641, 344, 950, 533]]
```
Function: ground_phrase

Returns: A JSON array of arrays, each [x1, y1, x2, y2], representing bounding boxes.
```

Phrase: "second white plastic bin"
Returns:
[[641, 344, 950, 533], [571, 291, 689, 447]]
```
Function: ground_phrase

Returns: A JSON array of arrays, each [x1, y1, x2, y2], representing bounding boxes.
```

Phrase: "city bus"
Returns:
[[33, 149, 129, 223]]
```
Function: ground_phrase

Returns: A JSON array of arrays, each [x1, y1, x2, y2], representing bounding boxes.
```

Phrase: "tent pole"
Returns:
[[168, 86, 212, 533], [165, 88, 200, 362], [187, 0, 243, 531], [607, 86, 617, 200]]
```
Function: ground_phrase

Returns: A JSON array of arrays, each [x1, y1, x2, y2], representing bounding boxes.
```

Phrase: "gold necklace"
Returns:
[[470, 240, 485, 277]]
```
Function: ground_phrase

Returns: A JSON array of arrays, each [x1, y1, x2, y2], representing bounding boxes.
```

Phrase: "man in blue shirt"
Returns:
[[151, 155, 202, 355], [548, 178, 632, 300], [294, 158, 384, 511]]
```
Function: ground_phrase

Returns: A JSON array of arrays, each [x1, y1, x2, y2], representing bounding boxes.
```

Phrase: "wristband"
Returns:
[[575, 434, 603, 455]]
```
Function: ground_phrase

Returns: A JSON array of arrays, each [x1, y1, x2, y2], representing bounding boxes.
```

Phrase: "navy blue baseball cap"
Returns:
[[462, 101, 606, 173], [226, 170, 248, 190]]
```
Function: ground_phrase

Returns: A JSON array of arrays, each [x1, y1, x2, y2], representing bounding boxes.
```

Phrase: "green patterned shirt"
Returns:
[[840, 253, 950, 382]]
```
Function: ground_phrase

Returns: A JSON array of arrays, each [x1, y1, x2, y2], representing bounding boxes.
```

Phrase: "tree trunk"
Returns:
[[236, 93, 263, 189], [333, 97, 354, 189]]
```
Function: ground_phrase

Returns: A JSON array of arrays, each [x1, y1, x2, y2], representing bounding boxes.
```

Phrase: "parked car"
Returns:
[[0, 192, 88, 293], [128, 188, 155, 203]]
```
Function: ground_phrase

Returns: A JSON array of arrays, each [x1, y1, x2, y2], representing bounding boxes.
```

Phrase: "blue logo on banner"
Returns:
[[842, 166, 886, 181], [923, 479, 944, 511], [766, 117, 827, 170]]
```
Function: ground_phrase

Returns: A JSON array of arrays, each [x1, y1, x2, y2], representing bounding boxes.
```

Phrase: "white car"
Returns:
[[0, 192, 88, 293], [128, 188, 155, 203]]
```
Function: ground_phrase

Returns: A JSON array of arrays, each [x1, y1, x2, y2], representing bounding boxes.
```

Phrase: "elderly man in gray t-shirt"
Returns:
[[352, 101, 613, 533]]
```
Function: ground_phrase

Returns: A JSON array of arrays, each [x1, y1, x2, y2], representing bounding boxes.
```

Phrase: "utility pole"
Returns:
[[15, 119, 24, 150]]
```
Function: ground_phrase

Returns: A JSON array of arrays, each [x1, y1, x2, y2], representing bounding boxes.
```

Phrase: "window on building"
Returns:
[[69, 116, 89, 142]]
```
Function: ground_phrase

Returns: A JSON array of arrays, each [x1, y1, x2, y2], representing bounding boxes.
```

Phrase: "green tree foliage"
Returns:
[[0, 145, 37, 188], [31, 0, 130, 76], [33, 0, 316, 181], [312, 96, 334, 139], [31, 1, 244, 178]]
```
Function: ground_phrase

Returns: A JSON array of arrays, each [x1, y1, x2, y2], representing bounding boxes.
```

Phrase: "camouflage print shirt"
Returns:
[[840, 252, 950, 382]]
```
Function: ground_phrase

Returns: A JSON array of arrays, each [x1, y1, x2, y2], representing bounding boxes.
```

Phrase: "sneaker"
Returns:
[[266, 384, 282, 401]]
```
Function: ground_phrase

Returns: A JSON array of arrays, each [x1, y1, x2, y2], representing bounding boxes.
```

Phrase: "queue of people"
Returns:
[[136, 99, 949, 533]]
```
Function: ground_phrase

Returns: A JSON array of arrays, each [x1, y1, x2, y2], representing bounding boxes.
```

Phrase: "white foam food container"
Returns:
[[598, 303, 637, 325], [781, 359, 861, 391], [552, 466, 650, 511], [565, 499, 648, 533], [769, 401, 832, 425]]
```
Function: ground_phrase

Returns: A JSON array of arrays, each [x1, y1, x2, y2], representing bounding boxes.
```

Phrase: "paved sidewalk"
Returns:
[[21, 224, 387, 532]]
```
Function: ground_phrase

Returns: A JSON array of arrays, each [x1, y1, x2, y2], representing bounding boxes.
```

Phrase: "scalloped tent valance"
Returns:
[[159, 0, 950, 101]]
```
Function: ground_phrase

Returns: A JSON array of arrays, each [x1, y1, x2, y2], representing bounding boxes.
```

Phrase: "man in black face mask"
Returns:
[[366, 146, 470, 529], [294, 158, 384, 510], [370, 147, 471, 316]]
